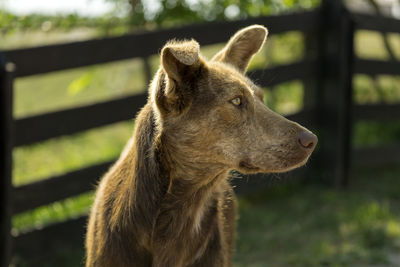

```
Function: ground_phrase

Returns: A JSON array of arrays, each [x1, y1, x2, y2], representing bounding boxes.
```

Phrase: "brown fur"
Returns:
[[85, 25, 317, 267]]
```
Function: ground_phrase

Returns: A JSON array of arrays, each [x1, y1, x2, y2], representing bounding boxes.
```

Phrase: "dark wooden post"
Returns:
[[318, 0, 355, 186], [303, 32, 319, 111], [300, 27, 322, 183], [0, 53, 15, 267]]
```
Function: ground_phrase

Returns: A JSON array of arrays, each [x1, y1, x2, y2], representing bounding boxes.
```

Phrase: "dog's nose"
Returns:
[[298, 131, 317, 150]]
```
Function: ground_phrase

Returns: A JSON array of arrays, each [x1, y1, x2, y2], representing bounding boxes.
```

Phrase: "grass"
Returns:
[[353, 121, 400, 148], [13, 121, 133, 186], [13, 192, 94, 235], [353, 74, 400, 105], [235, 167, 400, 266], [5, 27, 400, 266], [14, 58, 146, 118], [355, 31, 400, 61], [0, 28, 99, 50]]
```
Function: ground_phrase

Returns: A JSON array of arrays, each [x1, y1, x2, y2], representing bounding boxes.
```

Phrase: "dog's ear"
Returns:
[[161, 39, 201, 84], [155, 40, 203, 114], [212, 25, 268, 73]]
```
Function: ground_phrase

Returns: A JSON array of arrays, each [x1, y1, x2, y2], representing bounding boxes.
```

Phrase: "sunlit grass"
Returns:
[[266, 80, 304, 114], [13, 121, 132, 186], [0, 28, 99, 50], [268, 31, 304, 65], [354, 74, 400, 104], [14, 58, 146, 118], [234, 167, 400, 266], [355, 30, 400, 60], [12, 192, 94, 234]]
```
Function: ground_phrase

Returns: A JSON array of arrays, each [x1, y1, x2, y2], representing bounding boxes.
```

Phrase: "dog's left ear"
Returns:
[[161, 40, 201, 84], [155, 40, 203, 114], [212, 25, 268, 73]]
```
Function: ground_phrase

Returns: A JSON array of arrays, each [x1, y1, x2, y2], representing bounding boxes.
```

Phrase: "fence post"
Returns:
[[318, 0, 355, 186], [303, 31, 319, 111], [0, 53, 15, 267]]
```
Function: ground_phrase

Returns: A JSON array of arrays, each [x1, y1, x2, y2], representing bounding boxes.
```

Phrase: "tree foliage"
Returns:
[[0, 9, 130, 35], [0, 0, 320, 35], [114, 0, 321, 28]]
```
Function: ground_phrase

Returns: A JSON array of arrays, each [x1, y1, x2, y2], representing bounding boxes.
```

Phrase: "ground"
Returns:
[[234, 167, 400, 267]]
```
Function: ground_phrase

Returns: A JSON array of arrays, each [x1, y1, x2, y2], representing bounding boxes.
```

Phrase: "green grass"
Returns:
[[353, 121, 400, 148], [234, 167, 400, 267], [355, 31, 400, 60], [14, 58, 146, 118], [265, 80, 304, 114], [13, 121, 133, 186], [0, 28, 99, 50], [13, 192, 94, 235], [354, 74, 400, 105]]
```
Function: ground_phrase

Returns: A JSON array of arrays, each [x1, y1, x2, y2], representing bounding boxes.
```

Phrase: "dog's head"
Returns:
[[151, 25, 317, 175]]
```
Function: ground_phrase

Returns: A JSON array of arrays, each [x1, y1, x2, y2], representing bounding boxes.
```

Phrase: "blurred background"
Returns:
[[1, 0, 400, 266]]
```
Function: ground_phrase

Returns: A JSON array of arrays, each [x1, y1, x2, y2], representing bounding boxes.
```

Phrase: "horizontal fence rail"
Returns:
[[12, 161, 112, 215], [14, 93, 147, 147], [353, 145, 400, 167], [353, 104, 400, 121], [3, 10, 319, 77], [352, 12, 400, 33], [13, 216, 87, 262], [248, 59, 318, 87], [285, 109, 317, 127], [354, 59, 400, 76]]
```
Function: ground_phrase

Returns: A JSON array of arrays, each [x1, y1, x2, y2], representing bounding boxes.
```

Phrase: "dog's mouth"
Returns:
[[239, 161, 260, 173], [238, 149, 312, 174]]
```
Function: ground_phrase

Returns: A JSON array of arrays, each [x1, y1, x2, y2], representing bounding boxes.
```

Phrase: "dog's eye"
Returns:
[[231, 97, 242, 106]]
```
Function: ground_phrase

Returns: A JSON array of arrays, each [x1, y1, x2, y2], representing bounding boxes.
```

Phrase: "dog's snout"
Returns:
[[298, 131, 317, 150]]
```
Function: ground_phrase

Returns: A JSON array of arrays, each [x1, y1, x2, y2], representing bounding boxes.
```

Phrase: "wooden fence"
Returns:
[[1, 1, 400, 265]]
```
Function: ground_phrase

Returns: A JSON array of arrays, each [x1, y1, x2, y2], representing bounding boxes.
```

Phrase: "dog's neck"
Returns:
[[154, 130, 230, 237]]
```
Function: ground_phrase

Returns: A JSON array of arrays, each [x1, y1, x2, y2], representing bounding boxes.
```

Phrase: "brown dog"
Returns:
[[85, 25, 317, 267]]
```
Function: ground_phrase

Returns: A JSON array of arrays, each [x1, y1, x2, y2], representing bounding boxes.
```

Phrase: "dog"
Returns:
[[85, 24, 317, 267]]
